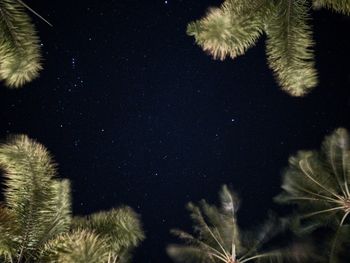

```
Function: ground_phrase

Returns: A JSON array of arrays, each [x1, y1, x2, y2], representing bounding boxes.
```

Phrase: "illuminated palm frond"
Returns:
[[265, 0, 317, 96], [187, 0, 271, 60], [187, 0, 349, 96], [328, 225, 350, 263], [0, 135, 71, 262], [312, 0, 350, 15], [40, 229, 111, 263], [72, 206, 145, 263], [276, 128, 350, 227], [167, 185, 283, 263], [0, 205, 17, 262], [0, 135, 144, 262], [0, 0, 43, 88]]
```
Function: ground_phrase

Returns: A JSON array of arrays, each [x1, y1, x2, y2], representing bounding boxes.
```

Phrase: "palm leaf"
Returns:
[[275, 128, 350, 227], [168, 185, 283, 263], [187, 0, 271, 60], [312, 0, 350, 15], [167, 244, 216, 263], [0, 0, 42, 88], [187, 0, 338, 97], [40, 229, 110, 263], [36, 179, 72, 249], [72, 206, 144, 262], [0, 135, 69, 260], [265, 0, 317, 96], [0, 205, 17, 261]]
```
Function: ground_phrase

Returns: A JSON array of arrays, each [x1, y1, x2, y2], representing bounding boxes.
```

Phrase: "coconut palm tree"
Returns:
[[0, 0, 51, 88], [0, 135, 144, 263], [275, 128, 350, 263], [187, 0, 350, 97], [275, 128, 350, 227], [167, 185, 284, 263]]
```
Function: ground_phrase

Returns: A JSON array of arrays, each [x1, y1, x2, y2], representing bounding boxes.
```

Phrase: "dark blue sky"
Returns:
[[0, 1, 350, 262]]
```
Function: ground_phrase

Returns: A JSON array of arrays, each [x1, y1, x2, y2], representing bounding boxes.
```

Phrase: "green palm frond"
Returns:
[[313, 0, 350, 15], [0, 135, 143, 262], [0, 205, 17, 261], [72, 206, 145, 262], [40, 229, 111, 263], [0, 135, 70, 261], [187, 0, 271, 60], [37, 179, 72, 248], [187, 0, 349, 96], [168, 185, 283, 263], [265, 0, 317, 96], [328, 225, 350, 263], [275, 128, 350, 226], [0, 0, 42, 88]]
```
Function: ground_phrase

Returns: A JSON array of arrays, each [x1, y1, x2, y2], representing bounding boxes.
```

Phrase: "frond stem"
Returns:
[[299, 158, 343, 200], [239, 252, 277, 263], [340, 211, 350, 226], [330, 142, 348, 198], [302, 206, 344, 218]]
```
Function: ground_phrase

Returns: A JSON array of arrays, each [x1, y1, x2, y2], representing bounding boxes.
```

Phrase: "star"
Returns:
[[71, 57, 76, 70]]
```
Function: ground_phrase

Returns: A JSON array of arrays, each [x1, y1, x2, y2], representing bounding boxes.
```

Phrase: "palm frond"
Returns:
[[168, 185, 283, 263], [328, 225, 350, 263], [0, 135, 69, 260], [0, 0, 42, 88], [0, 205, 17, 261], [167, 245, 216, 263], [187, 0, 271, 60], [265, 0, 317, 96], [312, 0, 350, 15], [187, 0, 341, 97], [275, 128, 350, 226], [72, 206, 144, 262], [40, 229, 110, 263], [36, 179, 72, 248]]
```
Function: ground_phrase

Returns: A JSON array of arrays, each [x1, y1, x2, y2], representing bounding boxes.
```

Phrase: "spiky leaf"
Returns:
[[168, 185, 283, 263], [313, 0, 350, 15], [40, 229, 110, 263], [0, 0, 42, 88], [0, 135, 69, 260], [276, 128, 350, 226], [187, 0, 271, 60], [265, 0, 317, 96], [72, 206, 144, 262]]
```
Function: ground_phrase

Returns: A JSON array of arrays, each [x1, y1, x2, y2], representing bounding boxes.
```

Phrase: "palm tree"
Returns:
[[275, 128, 350, 263], [167, 185, 283, 263], [0, 0, 51, 88], [0, 135, 71, 262], [187, 0, 350, 97], [275, 128, 350, 227], [0, 135, 144, 263]]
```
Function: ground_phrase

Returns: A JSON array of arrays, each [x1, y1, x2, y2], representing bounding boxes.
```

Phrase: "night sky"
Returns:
[[0, 1, 350, 262]]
